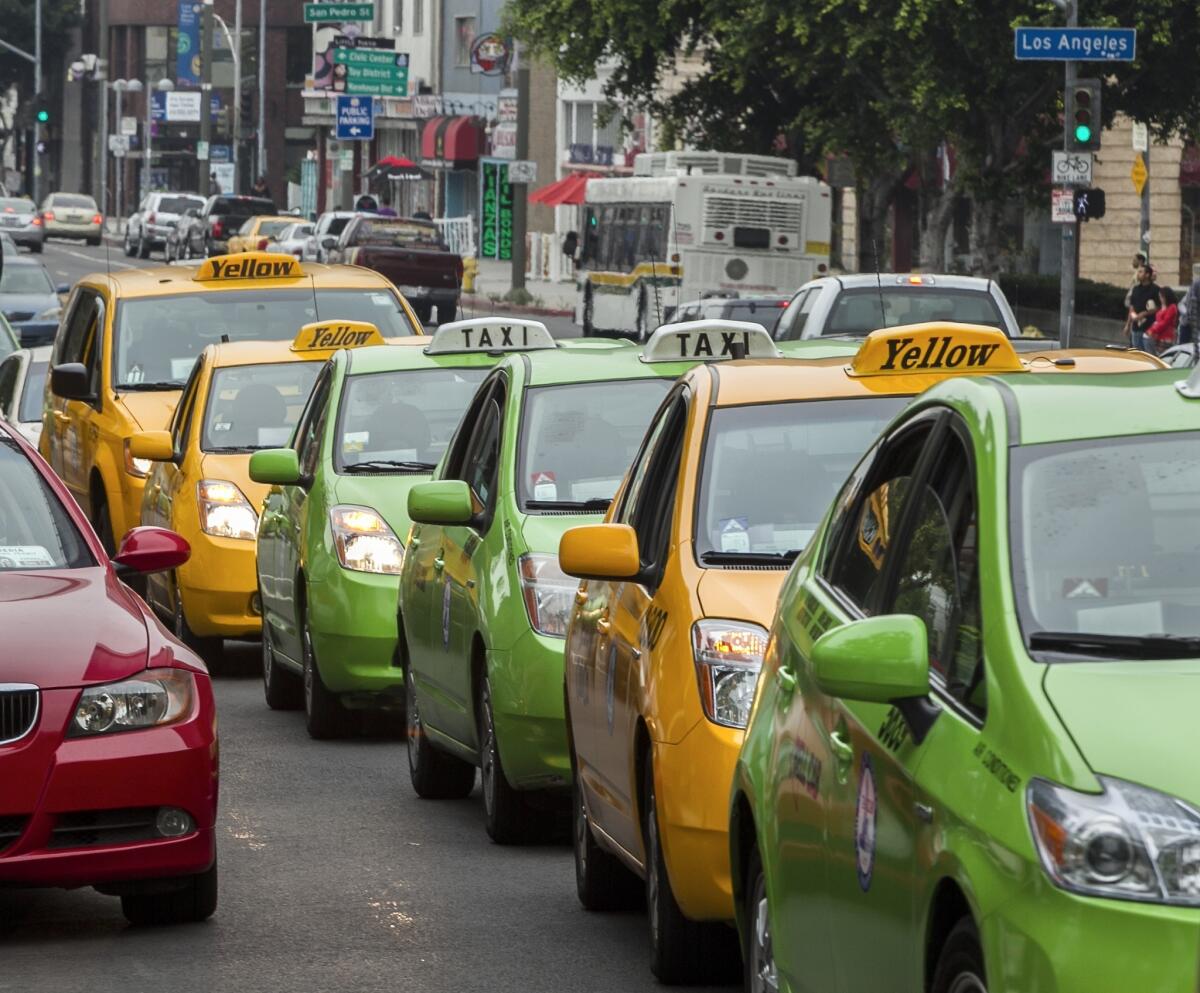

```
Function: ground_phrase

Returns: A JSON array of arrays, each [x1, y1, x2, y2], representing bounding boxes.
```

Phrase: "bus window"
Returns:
[[640, 205, 669, 263]]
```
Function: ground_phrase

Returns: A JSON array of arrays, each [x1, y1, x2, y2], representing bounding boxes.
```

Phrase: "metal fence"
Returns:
[[435, 216, 477, 258]]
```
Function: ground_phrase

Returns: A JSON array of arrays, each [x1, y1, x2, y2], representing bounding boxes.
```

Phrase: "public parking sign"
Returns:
[[336, 95, 375, 140], [1013, 27, 1135, 61]]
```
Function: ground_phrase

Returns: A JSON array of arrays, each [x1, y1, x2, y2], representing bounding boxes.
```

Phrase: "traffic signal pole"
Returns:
[[33, 0, 42, 206], [1058, 0, 1078, 347], [199, 0, 213, 197]]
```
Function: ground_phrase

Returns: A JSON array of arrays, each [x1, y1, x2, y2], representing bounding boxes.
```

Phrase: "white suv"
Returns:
[[123, 192, 205, 259]]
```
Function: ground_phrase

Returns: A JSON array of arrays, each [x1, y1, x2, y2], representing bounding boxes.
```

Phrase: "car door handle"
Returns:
[[53, 410, 69, 425], [774, 666, 797, 696], [575, 588, 588, 606], [433, 556, 445, 572], [596, 617, 611, 635], [409, 535, 420, 548], [829, 730, 854, 762]]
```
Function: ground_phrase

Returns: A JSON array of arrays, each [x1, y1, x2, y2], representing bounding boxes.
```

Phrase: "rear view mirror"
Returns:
[[408, 480, 474, 526], [559, 523, 640, 582], [112, 526, 190, 577], [55, 284, 69, 295], [249, 448, 302, 486], [129, 430, 175, 463], [811, 614, 930, 703], [50, 363, 94, 402]]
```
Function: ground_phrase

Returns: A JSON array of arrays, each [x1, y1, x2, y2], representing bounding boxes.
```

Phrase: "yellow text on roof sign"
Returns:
[[850, 323, 1025, 377], [292, 320, 384, 352], [194, 252, 305, 282]]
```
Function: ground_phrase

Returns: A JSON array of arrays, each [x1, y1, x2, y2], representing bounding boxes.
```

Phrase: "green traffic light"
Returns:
[[1074, 123, 1092, 143], [36, 109, 49, 123]]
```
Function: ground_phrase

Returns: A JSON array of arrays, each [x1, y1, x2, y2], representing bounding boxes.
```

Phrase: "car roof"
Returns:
[[802, 273, 998, 292], [76, 259, 398, 298], [204, 339, 322, 368], [338, 338, 503, 376], [517, 338, 695, 386]]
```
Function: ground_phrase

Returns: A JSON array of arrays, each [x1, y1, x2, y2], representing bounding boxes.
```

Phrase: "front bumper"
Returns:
[[308, 570, 403, 703], [486, 627, 571, 791], [179, 534, 261, 638], [0, 680, 219, 890], [654, 717, 740, 921]]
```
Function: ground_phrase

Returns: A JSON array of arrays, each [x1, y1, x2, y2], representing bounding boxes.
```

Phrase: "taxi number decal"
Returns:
[[644, 605, 668, 651], [878, 706, 910, 752], [880, 336, 1000, 372], [206, 257, 297, 280], [789, 739, 822, 799], [973, 741, 1020, 793], [672, 330, 751, 359]]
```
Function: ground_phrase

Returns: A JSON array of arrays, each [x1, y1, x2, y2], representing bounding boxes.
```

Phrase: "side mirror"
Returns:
[[55, 283, 70, 295], [321, 237, 338, 250], [129, 429, 175, 463], [50, 362, 95, 401], [407, 480, 474, 526], [812, 614, 930, 703], [112, 526, 190, 577], [248, 448, 302, 486], [559, 523, 640, 582]]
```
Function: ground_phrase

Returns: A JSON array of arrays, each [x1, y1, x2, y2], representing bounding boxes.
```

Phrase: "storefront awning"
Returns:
[[528, 172, 591, 207], [420, 116, 484, 169]]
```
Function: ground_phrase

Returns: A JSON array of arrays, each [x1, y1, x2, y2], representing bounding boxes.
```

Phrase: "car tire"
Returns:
[[573, 774, 641, 911], [402, 616, 475, 799], [173, 577, 223, 662], [743, 847, 779, 993], [29, 241, 42, 254], [120, 856, 218, 926], [644, 767, 739, 983], [582, 282, 596, 337], [137, 234, 150, 259], [87, 236, 100, 247], [91, 495, 116, 557], [435, 302, 457, 327], [931, 918, 987, 993], [262, 617, 302, 711], [302, 613, 348, 739], [478, 673, 532, 844], [164, 238, 175, 263], [123, 229, 136, 257]]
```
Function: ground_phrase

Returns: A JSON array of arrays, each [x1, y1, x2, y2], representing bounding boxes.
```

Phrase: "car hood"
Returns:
[[1042, 660, 1200, 805], [0, 568, 150, 689], [115, 388, 183, 433], [520, 510, 604, 556], [695, 565, 788, 630], [334, 471, 431, 540]]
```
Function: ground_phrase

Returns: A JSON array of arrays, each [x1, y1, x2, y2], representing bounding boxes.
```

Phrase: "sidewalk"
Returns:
[[459, 257, 576, 318]]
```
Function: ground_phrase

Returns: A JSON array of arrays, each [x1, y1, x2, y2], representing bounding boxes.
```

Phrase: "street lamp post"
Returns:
[[212, 10, 240, 193], [112, 78, 143, 223], [144, 78, 175, 197]]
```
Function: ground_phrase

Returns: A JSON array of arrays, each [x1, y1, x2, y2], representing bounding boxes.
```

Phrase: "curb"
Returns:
[[458, 294, 574, 318]]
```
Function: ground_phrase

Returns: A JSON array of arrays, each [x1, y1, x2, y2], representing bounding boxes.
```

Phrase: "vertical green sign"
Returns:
[[480, 160, 513, 261]]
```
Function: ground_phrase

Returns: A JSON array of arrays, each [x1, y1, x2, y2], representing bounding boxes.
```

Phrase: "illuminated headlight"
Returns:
[[198, 479, 258, 540], [330, 505, 404, 574], [692, 619, 768, 729], [518, 553, 575, 638], [70, 668, 194, 736], [123, 439, 152, 478], [1029, 776, 1200, 906]]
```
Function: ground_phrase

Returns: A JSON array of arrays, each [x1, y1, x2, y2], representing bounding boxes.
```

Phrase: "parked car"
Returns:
[[327, 215, 462, 326], [0, 257, 68, 325], [175, 194, 277, 259], [276, 221, 315, 258], [225, 215, 298, 254], [123, 191, 204, 259], [40, 192, 102, 246], [669, 292, 792, 333], [0, 345, 51, 445], [305, 210, 358, 262], [0, 197, 44, 252]]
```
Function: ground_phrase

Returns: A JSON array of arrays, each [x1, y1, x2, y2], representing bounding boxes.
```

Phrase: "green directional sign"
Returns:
[[304, 3, 374, 23], [333, 46, 409, 96]]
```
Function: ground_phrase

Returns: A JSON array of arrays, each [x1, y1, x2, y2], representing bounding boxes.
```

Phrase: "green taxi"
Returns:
[[398, 321, 831, 842], [730, 365, 1200, 993], [248, 320, 554, 738]]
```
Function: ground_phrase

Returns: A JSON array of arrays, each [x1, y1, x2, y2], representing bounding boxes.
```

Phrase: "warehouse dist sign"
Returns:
[[480, 159, 513, 261]]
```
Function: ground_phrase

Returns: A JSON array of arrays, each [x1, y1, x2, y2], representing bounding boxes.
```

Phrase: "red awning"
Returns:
[[420, 116, 484, 167], [528, 172, 591, 207]]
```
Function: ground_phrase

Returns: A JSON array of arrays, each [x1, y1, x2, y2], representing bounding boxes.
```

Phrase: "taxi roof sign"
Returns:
[[194, 252, 305, 282], [849, 323, 1024, 377], [641, 320, 781, 363], [1176, 365, 1200, 399], [292, 320, 384, 353], [424, 318, 557, 355]]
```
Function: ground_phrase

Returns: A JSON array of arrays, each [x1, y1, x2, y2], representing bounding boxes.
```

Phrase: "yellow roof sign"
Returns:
[[292, 320, 384, 353], [194, 252, 305, 282], [849, 323, 1023, 377]]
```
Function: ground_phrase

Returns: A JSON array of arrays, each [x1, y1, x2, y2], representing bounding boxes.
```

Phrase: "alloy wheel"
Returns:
[[480, 682, 498, 818], [302, 624, 315, 716], [948, 975, 987, 993], [646, 792, 661, 945], [406, 671, 422, 776], [574, 782, 589, 879], [749, 874, 779, 993], [262, 629, 274, 690]]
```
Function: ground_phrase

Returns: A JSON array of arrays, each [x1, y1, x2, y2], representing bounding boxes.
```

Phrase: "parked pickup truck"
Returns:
[[326, 215, 462, 326]]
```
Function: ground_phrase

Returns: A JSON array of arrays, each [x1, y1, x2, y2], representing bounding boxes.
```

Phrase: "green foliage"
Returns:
[[999, 273, 1128, 319], [0, 0, 81, 95]]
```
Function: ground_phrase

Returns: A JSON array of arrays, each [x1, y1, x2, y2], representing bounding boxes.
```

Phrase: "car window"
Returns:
[[0, 356, 18, 414], [0, 199, 36, 214], [824, 288, 1005, 336], [722, 299, 790, 331], [170, 358, 205, 453], [259, 220, 292, 239], [202, 362, 321, 453], [238, 218, 256, 236], [0, 437, 93, 569], [158, 196, 203, 214], [617, 390, 682, 526], [50, 194, 97, 210], [0, 265, 56, 295], [623, 394, 687, 587], [294, 364, 334, 478], [460, 393, 503, 513], [772, 290, 809, 341], [56, 290, 103, 401], [18, 360, 47, 423]]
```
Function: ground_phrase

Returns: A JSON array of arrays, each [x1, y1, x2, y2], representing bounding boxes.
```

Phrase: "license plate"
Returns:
[[1, 218, 17, 227]]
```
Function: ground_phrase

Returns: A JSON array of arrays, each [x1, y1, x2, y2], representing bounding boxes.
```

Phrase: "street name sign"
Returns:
[[333, 46, 409, 97], [1013, 27, 1135, 62], [305, 2, 374, 22], [1052, 150, 1092, 186], [335, 95, 375, 140]]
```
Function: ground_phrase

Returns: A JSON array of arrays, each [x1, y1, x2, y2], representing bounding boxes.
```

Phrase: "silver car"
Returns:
[[0, 345, 51, 447], [0, 197, 44, 253], [275, 221, 315, 259], [41, 192, 102, 245], [124, 191, 205, 259]]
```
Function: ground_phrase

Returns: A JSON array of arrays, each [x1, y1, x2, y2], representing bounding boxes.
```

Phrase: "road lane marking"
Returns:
[[46, 245, 141, 270]]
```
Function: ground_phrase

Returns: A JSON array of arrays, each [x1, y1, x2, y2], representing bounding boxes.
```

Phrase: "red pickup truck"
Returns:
[[326, 215, 463, 326]]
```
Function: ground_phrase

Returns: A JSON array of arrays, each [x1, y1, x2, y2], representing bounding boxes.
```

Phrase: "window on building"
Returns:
[[144, 26, 175, 86], [455, 16, 476, 66], [413, 0, 424, 34], [286, 27, 310, 86], [393, 0, 404, 34]]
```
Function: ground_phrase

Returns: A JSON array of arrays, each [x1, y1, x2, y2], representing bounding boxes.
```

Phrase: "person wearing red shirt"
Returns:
[[1147, 285, 1179, 354]]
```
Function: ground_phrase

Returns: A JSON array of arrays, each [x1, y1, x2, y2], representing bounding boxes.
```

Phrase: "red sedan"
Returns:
[[0, 420, 218, 925]]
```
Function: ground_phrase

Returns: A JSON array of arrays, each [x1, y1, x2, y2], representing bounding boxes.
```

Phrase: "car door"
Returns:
[[44, 289, 90, 479], [0, 353, 20, 421], [55, 289, 105, 506]]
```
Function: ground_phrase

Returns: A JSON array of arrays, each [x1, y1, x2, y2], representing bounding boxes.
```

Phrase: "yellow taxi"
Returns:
[[225, 215, 300, 254], [40, 252, 421, 554], [130, 320, 386, 657], [557, 321, 1164, 982]]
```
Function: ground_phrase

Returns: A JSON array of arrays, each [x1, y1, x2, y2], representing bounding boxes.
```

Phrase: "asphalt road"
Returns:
[[30, 238, 585, 340]]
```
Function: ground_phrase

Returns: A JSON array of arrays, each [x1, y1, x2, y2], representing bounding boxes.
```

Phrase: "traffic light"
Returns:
[[1073, 188, 1106, 221], [35, 107, 49, 124], [1066, 79, 1102, 152]]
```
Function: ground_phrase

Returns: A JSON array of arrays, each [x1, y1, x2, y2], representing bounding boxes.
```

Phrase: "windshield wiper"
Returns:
[[526, 498, 612, 511], [118, 381, 185, 392], [343, 459, 436, 473], [1029, 631, 1200, 659], [700, 550, 800, 566], [204, 445, 261, 454]]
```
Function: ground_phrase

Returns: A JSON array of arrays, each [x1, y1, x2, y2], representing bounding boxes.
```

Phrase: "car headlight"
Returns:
[[69, 668, 194, 737], [518, 553, 575, 638], [1028, 776, 1200, 906], [329, 505, 404, 574], [36, 305, 62, 320], [692, 619, 769, 729], [123, 439, 152, 478], [198, 479, 258, 540]]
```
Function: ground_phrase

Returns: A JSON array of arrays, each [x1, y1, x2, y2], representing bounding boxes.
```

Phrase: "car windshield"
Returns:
[[111, 288, 418, 389], [0, 266, 55, 295], [158, 196, 203, 214], [258, 220, 293, 238], [720, 299, 790, 330], [51, 195, 97, 209], [0, 199, 35, 214], [822, 288, 1006, 336], [1012, 432, 1200, 651], [0, 437, 92, 570], [326, 217, 352, 236], [518, 378, 673, 509], [335, 366, 490, 471], [695, 396, 906, 561], [214, 197, 275, 215], [352, 218, 442, 248], [18, 361, 47, 423], [201, 362, 321, 452]]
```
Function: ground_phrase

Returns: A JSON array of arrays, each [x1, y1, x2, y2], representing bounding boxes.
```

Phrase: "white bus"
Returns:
[[576, 151, 832, 338]]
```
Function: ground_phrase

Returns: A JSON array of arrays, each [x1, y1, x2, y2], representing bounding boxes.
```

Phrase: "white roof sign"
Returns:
[[641, 320, 781, 363], [424, 318, 557, 355]]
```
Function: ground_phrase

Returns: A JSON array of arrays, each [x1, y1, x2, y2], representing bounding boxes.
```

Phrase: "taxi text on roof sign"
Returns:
[[424, 318, 557, 355], [849, 323, 1025, 377], [194, 251, 305, 282], [292, 320, 384, 352], [641, 320, 782, 363]]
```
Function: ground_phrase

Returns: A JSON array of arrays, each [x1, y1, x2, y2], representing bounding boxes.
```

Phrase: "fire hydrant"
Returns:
[[462, 256, 478, 293]]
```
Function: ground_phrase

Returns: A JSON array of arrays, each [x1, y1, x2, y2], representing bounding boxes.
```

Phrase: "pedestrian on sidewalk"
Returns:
[[251, 175, 271, 200], [1122, 252, 1149, 338], [1127, 264, 1159, 351], [1147, 286, 1179, 354], [377, 194, 398, 217], [1182, 272, 1200, 345]]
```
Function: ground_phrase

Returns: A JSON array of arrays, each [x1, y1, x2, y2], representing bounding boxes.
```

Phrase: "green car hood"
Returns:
[[519, 510, 604, 556], [1042, 660, 1200, 804], [334, 472, 430, 540]]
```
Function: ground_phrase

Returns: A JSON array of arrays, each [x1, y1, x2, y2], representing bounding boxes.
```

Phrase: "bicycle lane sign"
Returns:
[[1052, 150, 1093, 185]]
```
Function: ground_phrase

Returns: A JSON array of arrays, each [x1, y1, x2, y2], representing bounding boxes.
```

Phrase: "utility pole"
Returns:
[[1140, 137, 1151, 261], [33, 0, 42, 206], [1057, 0, 1078, 347], [509, 55, 530, 291], [233, 0, 243, 193], [199, 0, 214, 196], [257, 0, 267, 182], [96, 0, 108, 212]]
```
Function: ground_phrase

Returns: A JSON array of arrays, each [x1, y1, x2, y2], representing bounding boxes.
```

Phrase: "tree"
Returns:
[[0, 0, 81, 94]]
